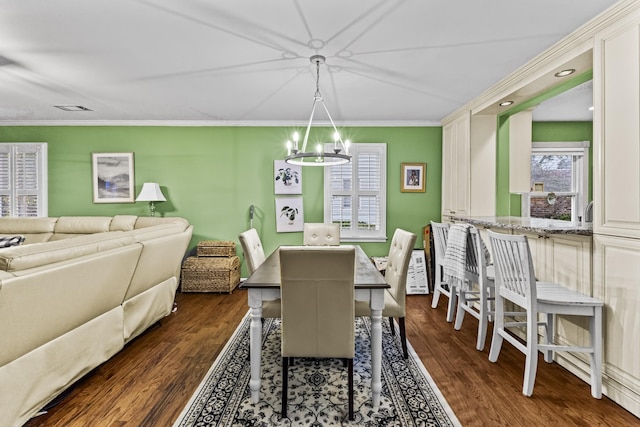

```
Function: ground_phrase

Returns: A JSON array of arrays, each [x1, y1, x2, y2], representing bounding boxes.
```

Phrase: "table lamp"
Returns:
[[136, 182, 166, 217]]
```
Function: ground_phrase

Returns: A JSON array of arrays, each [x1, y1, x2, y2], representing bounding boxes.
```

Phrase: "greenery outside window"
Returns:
[[324, 143, 387, 242], [522, 141, 588, 222], [0, 143, 48, 217]]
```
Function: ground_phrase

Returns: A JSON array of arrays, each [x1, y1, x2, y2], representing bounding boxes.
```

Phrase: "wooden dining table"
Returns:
[[239, 245, 389, 409]]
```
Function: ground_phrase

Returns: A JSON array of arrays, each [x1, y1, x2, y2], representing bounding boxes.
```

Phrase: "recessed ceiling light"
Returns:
[[54, 105, 92, 112], [554, 69, 575, 77], [588, 106, 594, 111], [499, 101, 514, 107]]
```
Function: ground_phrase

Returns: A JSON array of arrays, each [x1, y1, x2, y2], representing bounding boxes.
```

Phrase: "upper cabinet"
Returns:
[[442, 112, 470, 218], [594, 9, 640, 238]]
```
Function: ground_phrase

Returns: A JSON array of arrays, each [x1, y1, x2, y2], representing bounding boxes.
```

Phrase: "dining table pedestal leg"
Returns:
[[247, 290, 263, 403], [369, 288, 385, 409]]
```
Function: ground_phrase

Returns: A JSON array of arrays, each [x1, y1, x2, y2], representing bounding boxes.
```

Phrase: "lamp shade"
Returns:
[[135, 182, 166, 202]]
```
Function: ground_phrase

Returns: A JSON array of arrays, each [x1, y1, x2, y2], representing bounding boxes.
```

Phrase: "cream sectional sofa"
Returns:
[[0, 215, 193, 427]]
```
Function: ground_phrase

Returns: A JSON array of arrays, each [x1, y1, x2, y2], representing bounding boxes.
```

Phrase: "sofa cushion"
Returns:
[[54, 216, 113, 234], [0, 231, 135, 271], [134, 216, 190, 231], [110, 215, 138, 231], [0, 217, 58, 244], [0, 235, 25, 248]]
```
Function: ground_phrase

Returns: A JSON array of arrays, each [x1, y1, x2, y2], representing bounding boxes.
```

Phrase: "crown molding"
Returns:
[[0, 119, 440, 127]]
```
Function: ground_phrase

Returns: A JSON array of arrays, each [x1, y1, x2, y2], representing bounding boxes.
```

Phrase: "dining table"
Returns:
[[239, 245, 389, 409]]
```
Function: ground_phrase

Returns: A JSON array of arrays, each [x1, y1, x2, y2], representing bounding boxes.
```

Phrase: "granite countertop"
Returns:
[[449, 215, 593, 236]]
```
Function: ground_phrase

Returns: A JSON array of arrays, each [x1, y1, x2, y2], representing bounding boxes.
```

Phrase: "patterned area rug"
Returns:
[[174, 312, 461, 426]]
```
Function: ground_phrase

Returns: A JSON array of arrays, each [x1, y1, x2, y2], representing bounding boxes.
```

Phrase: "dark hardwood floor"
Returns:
[[24, 290, 639, 426]]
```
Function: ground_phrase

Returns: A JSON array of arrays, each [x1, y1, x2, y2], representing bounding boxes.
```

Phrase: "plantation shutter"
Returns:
[[325, 143, 386, 242], [0, 143, 48, 217]]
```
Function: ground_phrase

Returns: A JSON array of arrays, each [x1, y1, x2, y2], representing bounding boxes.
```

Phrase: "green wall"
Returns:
[[0, 125, 442, 275]]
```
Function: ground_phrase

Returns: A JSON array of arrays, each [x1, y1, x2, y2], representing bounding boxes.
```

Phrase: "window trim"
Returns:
[[323, 143, 387, 243], [522, 141, 589, 222]]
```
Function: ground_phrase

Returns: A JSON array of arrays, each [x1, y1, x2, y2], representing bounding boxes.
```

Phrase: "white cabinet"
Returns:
[[442, 113, 470, 218], [593, 234, 640, 416], [594, 11, 640, 239]]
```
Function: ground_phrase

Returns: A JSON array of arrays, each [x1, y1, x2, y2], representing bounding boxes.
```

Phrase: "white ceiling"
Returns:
[[0, 0, 616, 124]]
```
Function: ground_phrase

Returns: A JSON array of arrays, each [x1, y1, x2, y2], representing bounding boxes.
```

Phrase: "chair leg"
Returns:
[[431, 266, 442, 308], [477, 285, 489, 351], [488, 294, 504, 363], [454, 288, 466, 330], [523, 310, 539, 397], [446, 285, 458, 322], [348, 358, 354, 420], [389, 317, 395, 336], [281, 357, 289, 418], [399, 317, 408, 359], [543, 313, 554, 363], [591, 306, 603, 398]]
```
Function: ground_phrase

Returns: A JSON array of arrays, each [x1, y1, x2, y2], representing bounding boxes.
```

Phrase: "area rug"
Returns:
[[174, 312, 461, 426]]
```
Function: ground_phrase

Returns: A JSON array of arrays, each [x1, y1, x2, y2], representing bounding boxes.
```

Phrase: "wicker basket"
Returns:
[[181, 256, 240, 293], [196, 240, 236, 257]]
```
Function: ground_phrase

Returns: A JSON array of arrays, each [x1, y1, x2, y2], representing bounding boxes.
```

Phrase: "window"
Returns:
[[522, 141, 588, 222], [0, 143, 48, 217], [324, 143, 386, 242]]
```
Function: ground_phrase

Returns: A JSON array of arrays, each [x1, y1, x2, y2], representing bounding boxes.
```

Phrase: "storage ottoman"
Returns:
[[196, 240, 236, 257], [181, 256, 240, 293]]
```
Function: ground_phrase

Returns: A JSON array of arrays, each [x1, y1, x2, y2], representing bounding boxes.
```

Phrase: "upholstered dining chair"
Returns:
[[238, 228, 280, 318], [355, 228, 416, 359], [430, 221, 457, 322], [451, 225, 495, 351], [487, 231, 603, 398], [279, 246, 356, 420], [303, 222, 340, 246]]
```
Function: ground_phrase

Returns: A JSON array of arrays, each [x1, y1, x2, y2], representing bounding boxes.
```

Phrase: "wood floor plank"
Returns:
[[23, 290, 639, 426]]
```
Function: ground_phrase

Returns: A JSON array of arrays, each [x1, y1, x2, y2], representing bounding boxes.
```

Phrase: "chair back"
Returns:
[[238, 228, 266, 275], [430, 221, 449, 267], [385, 228, 417, 312], [279, 246, 355, 358], [303, 222, 340, 246], [487, 231, 537, 309]]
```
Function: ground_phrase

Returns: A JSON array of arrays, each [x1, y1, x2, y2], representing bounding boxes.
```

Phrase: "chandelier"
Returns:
[[285, 55, 351, 167]]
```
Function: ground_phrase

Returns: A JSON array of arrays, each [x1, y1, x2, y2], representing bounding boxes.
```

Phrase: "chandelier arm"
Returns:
[[318, 99, 346, 149], [301, 97, 319, 153]]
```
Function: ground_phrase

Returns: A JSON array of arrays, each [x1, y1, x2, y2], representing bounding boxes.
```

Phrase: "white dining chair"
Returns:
[[239, 228, 280, 318], [279, 246, 356, 420], [303, 222, 340, 246], [487, 231, 603, 398], [452, 225, 496, 351], [355, 228, 416, 359], [430, 221, 457, 322]]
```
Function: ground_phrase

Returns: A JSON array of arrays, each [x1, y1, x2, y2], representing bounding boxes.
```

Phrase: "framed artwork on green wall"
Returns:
[[401, 162, 426, 193], [92, 152, 135, 203], [274, 160, 302, 194], [275, 196, 303, 232]]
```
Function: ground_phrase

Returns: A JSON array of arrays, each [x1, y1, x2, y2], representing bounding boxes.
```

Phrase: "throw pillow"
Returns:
[[0, 235, 26, 248]]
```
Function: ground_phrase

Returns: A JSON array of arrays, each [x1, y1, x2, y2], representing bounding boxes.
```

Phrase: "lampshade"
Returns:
[[136, 182, 166, 202]]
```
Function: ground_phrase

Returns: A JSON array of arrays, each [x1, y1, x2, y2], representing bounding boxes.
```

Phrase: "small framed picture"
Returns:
[[533, 182, 545, 192], [92, 152, 135, 203], [401, 162, 426, 193], [274, 160, 302, 194], [275, 197, 304, 232]]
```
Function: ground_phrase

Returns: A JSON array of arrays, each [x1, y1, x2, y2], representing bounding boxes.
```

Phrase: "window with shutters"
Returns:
[[0, 143, 48, 217], [324, 143, 386, 242]]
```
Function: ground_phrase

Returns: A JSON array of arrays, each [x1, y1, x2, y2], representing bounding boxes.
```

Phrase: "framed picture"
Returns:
[[533, 182, 545, 192], [275, 197, 304, 232], [92, 152, 135, 203], [401, 162, 426, 193], [274, 160, 302, 194]]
